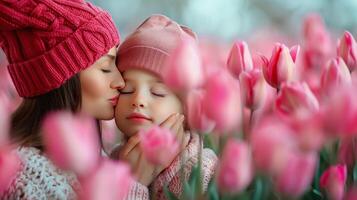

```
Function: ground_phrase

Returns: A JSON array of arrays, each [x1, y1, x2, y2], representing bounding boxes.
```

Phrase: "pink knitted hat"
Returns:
[[0, 0, 119, 97], [117, 14, 196, 78]]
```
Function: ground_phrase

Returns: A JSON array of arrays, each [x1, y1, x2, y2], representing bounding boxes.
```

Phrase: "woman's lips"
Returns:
[[126, 113, 152, 123], [109, 96, 119, 106]]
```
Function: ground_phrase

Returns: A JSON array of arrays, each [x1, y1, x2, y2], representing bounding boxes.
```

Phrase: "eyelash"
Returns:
[[119, 90, 165, 97], [120, 91, 133, 94], [101, 69, 111, 73], [152, 92, 165, 97]]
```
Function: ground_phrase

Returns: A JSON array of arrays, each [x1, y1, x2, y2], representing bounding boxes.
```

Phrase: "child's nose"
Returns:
[[132, 102, 145, 108], [132, 94, 147, 108]]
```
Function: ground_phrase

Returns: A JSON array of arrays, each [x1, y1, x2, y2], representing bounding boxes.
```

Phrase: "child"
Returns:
[[115, 15, 217, 199]]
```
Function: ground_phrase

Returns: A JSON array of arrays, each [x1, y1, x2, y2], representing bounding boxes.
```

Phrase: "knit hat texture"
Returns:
[[0, 0, 119, 97]]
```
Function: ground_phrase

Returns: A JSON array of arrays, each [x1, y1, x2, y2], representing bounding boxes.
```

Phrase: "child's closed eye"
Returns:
[[151, 91, 166, 97], [120, 86, 134, 94]]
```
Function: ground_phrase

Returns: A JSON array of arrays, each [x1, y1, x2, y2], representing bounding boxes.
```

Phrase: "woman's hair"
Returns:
[[10, 74, 83, 150]]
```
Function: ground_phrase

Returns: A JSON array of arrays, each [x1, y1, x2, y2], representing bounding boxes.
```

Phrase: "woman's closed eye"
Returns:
[[101, 68, 112, 73]]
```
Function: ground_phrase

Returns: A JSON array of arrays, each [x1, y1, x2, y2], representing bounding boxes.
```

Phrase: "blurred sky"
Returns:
[[89, 0, 357, 43]]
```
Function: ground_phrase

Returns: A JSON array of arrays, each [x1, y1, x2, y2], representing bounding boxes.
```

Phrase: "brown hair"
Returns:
[[9, 74, 92, 150]]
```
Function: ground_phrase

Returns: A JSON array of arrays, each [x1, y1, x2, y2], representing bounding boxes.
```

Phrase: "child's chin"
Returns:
[[126, 126, 151, 137]]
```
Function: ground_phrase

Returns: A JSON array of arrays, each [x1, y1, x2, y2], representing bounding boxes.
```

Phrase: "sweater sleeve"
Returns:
[[125, 181, 150, 200], [1, 147, 79, 200], [151, 134, 218, 200]]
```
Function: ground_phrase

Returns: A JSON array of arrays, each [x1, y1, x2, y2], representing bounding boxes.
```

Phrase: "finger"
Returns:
[[125, 147, 141, 170], [160, 113, 180, 129], [120, 134, 141, 157], [171, 115, 185, 142]]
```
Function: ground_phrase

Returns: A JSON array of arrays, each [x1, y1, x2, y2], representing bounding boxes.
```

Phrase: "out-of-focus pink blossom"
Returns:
[[101, 120, 120, 155], [302, 14, 332, 70], [275, 151, 317, 197], [80, 159, 133, 200], [345, 187, 357, 200], [337, 31, 357, 72], [203, 70, 241, 133], [320, 164, 347, 200], [338, 137, 357, 169], [226, 41, 253, 78], [275, 82, 319, 115], [261, 43, 299, 89], [217, 139, 253, 194], [185, 90, 215, 133], [320, 85, 357, 136], [239, 69, 267, 111], [139, 125, 179, 166], [286, 111, 325, 152], [164, 38, 204, 93], [320, 57, 351, 97], [0, 147, 21, 194], [42, 111, 100, 176], [251, 117, 296, 174]]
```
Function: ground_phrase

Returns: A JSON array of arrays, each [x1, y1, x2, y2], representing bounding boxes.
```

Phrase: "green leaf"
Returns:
[[207, 180, 219, 200], [353, 163, 357, 183], [183, 181, 194, 200], [204, 134, 218, 154], [252, 178, 263, 200], [163, 184, 179, 200]]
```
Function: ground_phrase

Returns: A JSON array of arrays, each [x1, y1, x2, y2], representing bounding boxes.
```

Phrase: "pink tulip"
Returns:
[[302, 14, 332, 70], [239, 69, 267, 110], [164, 37, 204, 93], [203, 70, 241, 133], [0, 147, 21, 194], [80, 159, 133, 200], [226, 41, 254, 78], [337, 31, 357, 72], [275, 151, 317, 197], [251, 117, 297, 174], [320, 84, 357, 136], [42, 111, 100, 176], [275, 82, 319, 115], [320, 164, 347, 200], [139, 125, 179, 166], [338, 137, 357, 169], [101, 120, 120, 154], [261, 43, 299, 89], [345, 187, 357, 200], [286, 112, 325, 152], [185, 90, 216, 133], [217, 139, 253, 193], [320, 57, 351, 97]]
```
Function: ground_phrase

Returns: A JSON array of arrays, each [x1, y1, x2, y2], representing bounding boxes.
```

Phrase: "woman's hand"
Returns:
[[116, 113, 188, 186]]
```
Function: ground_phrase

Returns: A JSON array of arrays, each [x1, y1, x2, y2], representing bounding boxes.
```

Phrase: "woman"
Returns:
[[0, 1, 184, 199]]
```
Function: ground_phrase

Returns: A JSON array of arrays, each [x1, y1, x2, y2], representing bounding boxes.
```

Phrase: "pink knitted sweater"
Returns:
[[150, 133, 218, 200]]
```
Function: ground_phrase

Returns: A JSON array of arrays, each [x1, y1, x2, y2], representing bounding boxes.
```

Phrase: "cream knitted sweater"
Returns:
[[0, 147, 149, 200]]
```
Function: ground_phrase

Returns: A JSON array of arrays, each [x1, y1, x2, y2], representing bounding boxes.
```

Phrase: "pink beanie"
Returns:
[[0, 0, 119, 97], [117, 14, 196, 78]]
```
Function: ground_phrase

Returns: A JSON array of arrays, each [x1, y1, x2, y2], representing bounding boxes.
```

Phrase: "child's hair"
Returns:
[[116, 14, 197, 80]]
